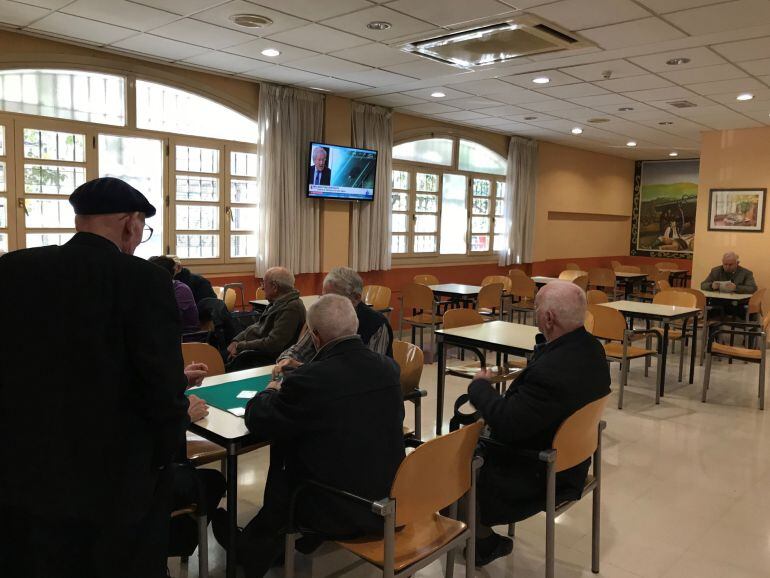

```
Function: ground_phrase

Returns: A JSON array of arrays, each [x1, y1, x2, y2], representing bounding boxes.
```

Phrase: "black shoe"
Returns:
[[211, 508, 242, 555], [473, 533, 513, 567]]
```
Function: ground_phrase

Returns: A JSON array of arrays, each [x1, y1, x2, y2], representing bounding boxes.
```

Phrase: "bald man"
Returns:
[[468, 281, 611, 566], [700, 252, 757, 294], [227, 267, 306, 371]]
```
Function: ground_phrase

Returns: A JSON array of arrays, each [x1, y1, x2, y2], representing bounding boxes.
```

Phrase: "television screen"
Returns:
[[306, 142, 377, 201]]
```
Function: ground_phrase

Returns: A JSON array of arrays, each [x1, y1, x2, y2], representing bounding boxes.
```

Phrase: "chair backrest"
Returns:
[[588, 267, 616, 289], [212, 285, 224, 299], [571, 274, 589, 291], [255, 287, 266, 300], [653, 289, 696, 308], [610, 260, 622, 271], [618, 265, 641, 273], [656, 279, 671, 292], [673, 287, 706, 311], [586, 289, 609, 305], [181, 342, 225, 376], [749, 288, 766, 315], [552, 395, 609, 472], [442, 307, 485, 329], [508, 268, 528, 278], [392, 340, 424, 396], [390, 421, 482, 526], [558, 270, 581, 282], [510, 274, 536, 299], [481, 275, 512, 293], [476, 283, 503, 310], [414, 274, 439, 286], [585, 304, 626, 341], [363, 284, 392, 310], [565, 262, 581, 270], [401, 283, 435, 311], [655, 262, 677, 271], [223, 287, 237, 312]]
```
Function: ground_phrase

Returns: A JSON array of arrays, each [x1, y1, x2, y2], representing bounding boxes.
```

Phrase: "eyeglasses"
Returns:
[[140, 225, 154, 244]]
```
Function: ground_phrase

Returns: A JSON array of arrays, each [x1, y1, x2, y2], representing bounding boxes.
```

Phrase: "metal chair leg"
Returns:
[[508, 523, 515, 537], [445, 547, 456, 578], [545, 462, 556, 578], [702, 353, 712, 402], [759, 344, 766, 410], [198, 514, 209, 578], [285, 532, 298, 578], [654, 353, 662, 405]]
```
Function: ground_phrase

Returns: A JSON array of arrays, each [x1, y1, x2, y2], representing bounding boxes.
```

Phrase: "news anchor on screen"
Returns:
[[308, 146, 331, 186]]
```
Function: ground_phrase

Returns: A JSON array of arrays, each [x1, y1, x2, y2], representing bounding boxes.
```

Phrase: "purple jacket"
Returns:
[[173, 280, 200, 332]]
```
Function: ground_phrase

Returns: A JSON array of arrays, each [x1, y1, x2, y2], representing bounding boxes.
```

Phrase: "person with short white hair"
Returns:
[[213, 293, 405, 577], [308, 146, 331, 186], [700, 251, 757, 294], [466, 280, 610, 566]]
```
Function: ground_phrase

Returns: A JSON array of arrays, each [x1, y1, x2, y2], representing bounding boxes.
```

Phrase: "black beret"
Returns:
[[69, 177, 156, 217]]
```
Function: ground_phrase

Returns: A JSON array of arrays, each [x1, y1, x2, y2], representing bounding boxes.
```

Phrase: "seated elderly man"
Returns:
[[273, 266, 392, 377], [213, 294, 405, 578], [468, 281, 611, 566], [700, 251, 757, 318], [226, 267, 306, 371]]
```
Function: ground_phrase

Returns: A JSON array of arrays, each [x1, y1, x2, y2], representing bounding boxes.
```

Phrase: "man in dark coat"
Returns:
[[468, 281, 611, 566], [172, 257, 217, 304], [213, 294, 405, 578], [0, 178, 190, 578], [307, 145, 331, 187]]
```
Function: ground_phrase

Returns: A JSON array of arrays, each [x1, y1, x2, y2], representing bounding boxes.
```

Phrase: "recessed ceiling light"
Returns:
[[260, 48, 281, 57], [669, 151, 679, 157], [618, 107, 634, 112], [658, 121, 673, 125], [737, 93, 754, 101], [524, 116, 538, 120], [367, 21, 392, 30], [430, 91, 446, 98], [666, 57, 691, 66], [571, 127, 583, 135], [532, 76, 550, 84], [626, 140, 637, 147], [230, 14, 273, 28]]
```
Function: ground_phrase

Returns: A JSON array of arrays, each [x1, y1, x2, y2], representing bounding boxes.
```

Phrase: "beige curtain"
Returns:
[[500, 136, 538, 266], [255, 83, 324, 276], [349, 102, 393, 272]]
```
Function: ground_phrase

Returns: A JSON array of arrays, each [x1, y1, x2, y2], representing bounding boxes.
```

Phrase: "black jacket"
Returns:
[[245, 336, 405, 536], [176, 267, 216, 304], [468, 327, 610, 525], [307, 166, 331, 187], [0, 233, 189, 524]]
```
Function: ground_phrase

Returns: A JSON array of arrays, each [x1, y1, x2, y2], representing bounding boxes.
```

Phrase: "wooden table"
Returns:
[[188, 367, 271, 578], [659, 268, 689, 286], [599, 300, 700, 394], [615, 271, 648, 298], [249, 294, 320, 312], [428, 283, 481, 300], [434, 320, 539, 434], [701, 290, 752, 302], [532, 276, 559, 286]]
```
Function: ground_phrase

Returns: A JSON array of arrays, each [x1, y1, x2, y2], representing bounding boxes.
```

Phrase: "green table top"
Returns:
[[186, 374, 272, 416]]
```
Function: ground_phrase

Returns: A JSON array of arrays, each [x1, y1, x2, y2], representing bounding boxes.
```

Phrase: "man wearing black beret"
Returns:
[[0, 177, 190, 578]]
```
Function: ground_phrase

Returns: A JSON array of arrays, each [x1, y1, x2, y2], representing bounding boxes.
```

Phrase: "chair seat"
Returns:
[[603, 342, 656, 359], [336, 514, 466, 572], [403, 313, 442, 326], [651, 327, 683, 340], [186, 438, 226, 466], [509, 299, 534, 311], [711, 342, 762, 360], [478, 307, 497, 316]]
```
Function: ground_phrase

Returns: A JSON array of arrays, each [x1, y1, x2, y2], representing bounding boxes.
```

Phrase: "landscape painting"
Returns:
[[630, 159, 699, 258]]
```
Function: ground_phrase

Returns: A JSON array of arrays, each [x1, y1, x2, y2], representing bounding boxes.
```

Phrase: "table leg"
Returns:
[[436, 336, 446, 436], [226, 445, 238, 578], [689, 314, 698, 384], [660, 323, 670, 397]]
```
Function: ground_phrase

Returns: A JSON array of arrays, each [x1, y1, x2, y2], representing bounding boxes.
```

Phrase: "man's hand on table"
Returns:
[[187, 394, 209, 422], [271, 358, 303, 379], [184, 361, 208, 387]]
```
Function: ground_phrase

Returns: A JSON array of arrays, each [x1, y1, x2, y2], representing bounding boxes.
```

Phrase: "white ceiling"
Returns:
[[5, 0, 770, 159]]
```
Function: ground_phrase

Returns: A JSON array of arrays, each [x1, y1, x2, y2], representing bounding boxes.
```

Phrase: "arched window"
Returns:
[[391, 135, 507, 258]]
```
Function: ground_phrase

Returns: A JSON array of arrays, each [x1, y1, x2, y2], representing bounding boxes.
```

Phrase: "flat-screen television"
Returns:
[[306, 141, 377, 202]]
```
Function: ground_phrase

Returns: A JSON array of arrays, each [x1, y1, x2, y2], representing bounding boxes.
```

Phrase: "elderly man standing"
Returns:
[[468, 281, 611, 566], [213, 294, 405, 577], [226, 266, 306, 371], [0, 178, 189, 578], [273, 266, 392, 376]]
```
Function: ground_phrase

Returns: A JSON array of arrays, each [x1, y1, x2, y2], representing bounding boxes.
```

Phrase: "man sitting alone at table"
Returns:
[[467, 281, 611, 566], [226, 266, 306, 371], [213, 294, 405, 578], [700, 251, 757, 318], [273, 266, 392, 377]]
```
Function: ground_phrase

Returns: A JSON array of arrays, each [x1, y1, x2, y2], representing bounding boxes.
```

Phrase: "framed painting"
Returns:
[[707, 188, 766, 232]]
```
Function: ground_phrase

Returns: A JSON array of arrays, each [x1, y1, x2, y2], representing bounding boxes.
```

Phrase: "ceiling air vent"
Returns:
[[668, 100, 698, 108], [396, 14, 592, 68]]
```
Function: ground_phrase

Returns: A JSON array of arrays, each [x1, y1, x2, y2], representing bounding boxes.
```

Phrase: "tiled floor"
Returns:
[[170, 343, 770, 578]]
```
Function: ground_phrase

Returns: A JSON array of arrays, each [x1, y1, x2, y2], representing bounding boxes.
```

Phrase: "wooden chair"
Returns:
[[618, 265, 641, 273], [673, 287, 708, 364], [629, 267, 668, 302], [284, 422, 483, 578], [747, 288, 767, 321], [212, 285, 224, 299], [413, 274, 439, 286], [363, 284, 393, 312], [499, 396, 609, 578], [585, 305, 661, 408], [509, 268, 528, 277], [652, 290, 697, 382], [558, 270, 584, 283], [587, 268, 619, 301], [255, 287, 266, 300], [222, 282, 246, 311], [586, 290, 608, 305], [476, 282, 503, 318], [222, 287, 237, 312], [571, 274, 588, 292], [655, 262, 677, 271], [399, 283, 442, 354], [182, 342, 225, 376], [170, 502, 210, 578], [393, 340, 427, 440], [703, 314, 770, 410], [508, 274, 537, 324], [482, 274, 512, 293], [565, 262, 581, 270], [610, 260, 623, 271]]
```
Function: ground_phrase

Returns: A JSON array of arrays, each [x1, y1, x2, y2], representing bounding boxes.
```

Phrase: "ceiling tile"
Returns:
[[687, 77, 765, 96], [560, 59, 648, 81], [0, 1, 50, 27], [149, 18, 255, 49], [553, 107, 612, 121], [181, 50, 271, 73], [447, 78, 520, 95], [569, 93, 638, 107], [696, 115, 762, 130], [622, 86, 699, 101], [329, 43, 419, 67], [659, 63, 749, 85], [529, 0, 649, 31], [432, 110, 490, 121], [519, 98, 579, 112], [360, 93, 425, 106], [479, 104, 535, 116], [128, 1, 225, 16], [334, 69, 415, 86], [239, 64, 327, 84], [710, 88, 770, 104], [593, 102, 670, 119], [503, 113, 558, 122], [322, 6, 436, 41], [713, 36, 770, 62], [247, 0, 371, 20], [286, 54, 371, 75], [402, 86, 471, 100], [385, 0, 515, 27], [191, 1, 308, 37], [294, 77, 370, 92], [398, 102, 461, 114], [629, 47, 728, 72], [12, 0, 70, 7], [29, 12, 137, 44], [224, 38, 317, 63], [657, 103, 733, 117], [471, 116, 519, 127], [266, 23, 369, 52], [536, 83, 609, 98], [580, 17, 686, 50], [594, 74, 674, 92], [740, 58, 770, 76], [440, 96, 503, 109], [664, 0, 770, 36], [383, 58, 468, 79], [638, 0, 727, 13], [111, 33, 208, 60], [500, 69, 581, 89], [62, 0, 178, 31]]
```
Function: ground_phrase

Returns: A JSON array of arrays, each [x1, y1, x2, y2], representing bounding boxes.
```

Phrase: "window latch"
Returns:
[[17, 198, 29, 216]]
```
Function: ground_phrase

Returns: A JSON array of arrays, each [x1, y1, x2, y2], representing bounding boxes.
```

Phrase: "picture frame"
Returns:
[[707, 188, 767, 232]]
